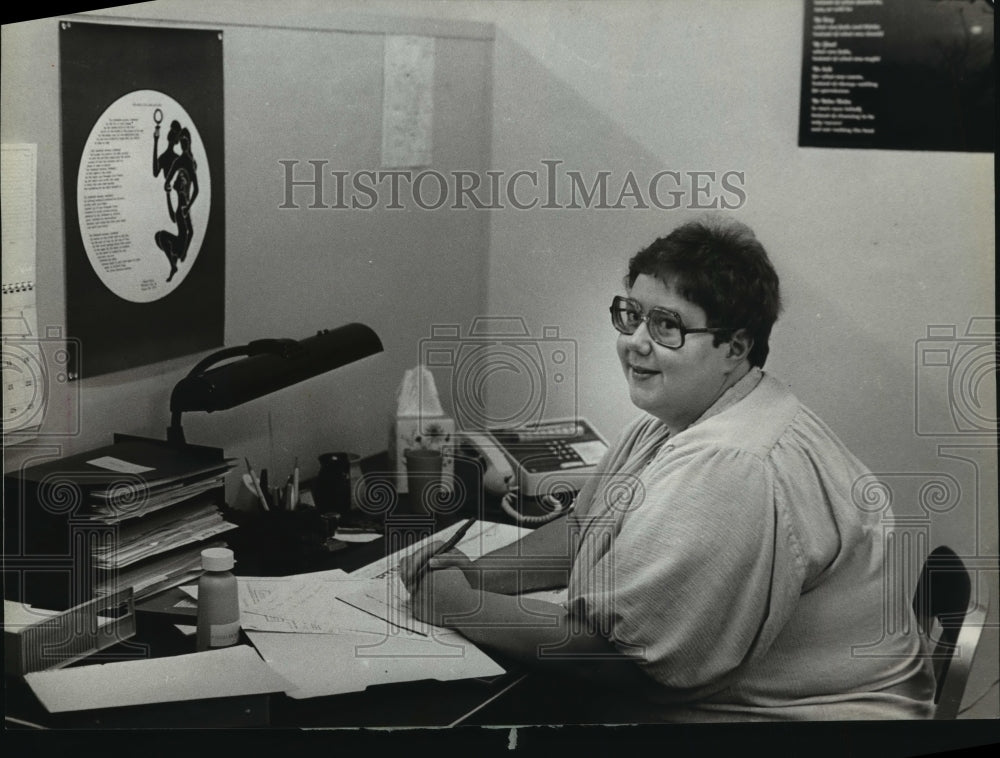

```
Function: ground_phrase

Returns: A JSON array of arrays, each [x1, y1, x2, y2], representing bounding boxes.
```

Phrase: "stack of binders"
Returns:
[[4, 434, 238, 609]]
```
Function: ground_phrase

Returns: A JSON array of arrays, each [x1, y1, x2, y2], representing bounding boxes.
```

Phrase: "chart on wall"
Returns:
[[60, 21, 225, 379], [799, 0, 994, 152]]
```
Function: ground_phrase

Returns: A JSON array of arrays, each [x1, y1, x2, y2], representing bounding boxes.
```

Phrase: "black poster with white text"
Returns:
[[799, 0, 994, 152], [61, 21, 225, 379]]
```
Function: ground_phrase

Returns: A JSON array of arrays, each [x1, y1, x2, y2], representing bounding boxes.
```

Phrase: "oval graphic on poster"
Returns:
[[76, 90, 211, 303]]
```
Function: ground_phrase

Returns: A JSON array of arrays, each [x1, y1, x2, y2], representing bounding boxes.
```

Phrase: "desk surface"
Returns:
[[4, 515, 536, 730]]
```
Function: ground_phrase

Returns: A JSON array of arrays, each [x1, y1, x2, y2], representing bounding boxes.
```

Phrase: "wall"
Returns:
[[278, 0, 999, 717], [1, 2, 494, 502], [340, 0, 995, 536]]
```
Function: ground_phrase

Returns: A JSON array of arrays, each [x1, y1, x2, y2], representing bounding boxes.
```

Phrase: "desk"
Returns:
[[6, 633, 527, 729], [4, 516, 533, 730], [4, 447, 572, 731]]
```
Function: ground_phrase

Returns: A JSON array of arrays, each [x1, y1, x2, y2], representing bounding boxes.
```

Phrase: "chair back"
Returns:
[[911, 546, 989, 719]]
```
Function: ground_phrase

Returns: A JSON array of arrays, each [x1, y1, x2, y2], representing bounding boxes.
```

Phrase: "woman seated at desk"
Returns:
[[400, 216, 935, 722]]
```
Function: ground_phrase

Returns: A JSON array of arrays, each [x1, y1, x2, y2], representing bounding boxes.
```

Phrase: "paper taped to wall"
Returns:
[[382, 35, 435, 168]]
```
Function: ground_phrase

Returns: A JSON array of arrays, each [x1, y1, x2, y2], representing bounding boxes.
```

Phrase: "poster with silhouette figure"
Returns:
[[799, 0, 994, 152], [61, 22, 224, 379]]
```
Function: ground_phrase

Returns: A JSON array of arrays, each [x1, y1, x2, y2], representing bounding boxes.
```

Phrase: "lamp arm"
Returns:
[[168, 340, 298, 444], [184, 340, 299, 380], [166, 324, 383, 447], [185, 346, 255, 379]]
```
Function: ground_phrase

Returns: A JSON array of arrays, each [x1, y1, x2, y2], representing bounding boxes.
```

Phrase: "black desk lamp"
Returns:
[[167, 322, 383, 445]]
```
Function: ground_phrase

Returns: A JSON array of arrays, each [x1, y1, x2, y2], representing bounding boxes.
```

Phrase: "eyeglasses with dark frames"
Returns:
[[609, 295, 736, 349]]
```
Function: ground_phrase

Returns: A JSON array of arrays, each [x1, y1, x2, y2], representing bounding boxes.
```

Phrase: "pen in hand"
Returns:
[[413, 518, 477, 587]]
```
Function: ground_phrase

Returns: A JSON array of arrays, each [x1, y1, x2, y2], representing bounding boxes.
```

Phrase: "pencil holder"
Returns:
[[221, 505, 326, 574]]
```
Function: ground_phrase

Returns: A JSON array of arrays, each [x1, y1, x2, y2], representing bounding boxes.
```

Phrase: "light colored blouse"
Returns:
[[567, 368, 935, 720]]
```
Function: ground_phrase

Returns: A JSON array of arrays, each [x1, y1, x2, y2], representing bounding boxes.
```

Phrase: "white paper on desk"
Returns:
[[238, 574, 387, 635], [339, 520, 531, 634], [179, 567, 351, 603], [23, 645, 289, 713], [247, 627, 504, 699], [181, 570, 388, 635], [335, 531, 381, 543], [347, 520, 529, 582]]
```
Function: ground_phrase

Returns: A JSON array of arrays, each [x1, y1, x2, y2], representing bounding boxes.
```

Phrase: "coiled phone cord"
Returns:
[[498, 488, 568, 526]]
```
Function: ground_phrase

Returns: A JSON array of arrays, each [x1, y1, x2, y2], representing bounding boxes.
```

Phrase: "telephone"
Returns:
[[456, 418, 609, 525]]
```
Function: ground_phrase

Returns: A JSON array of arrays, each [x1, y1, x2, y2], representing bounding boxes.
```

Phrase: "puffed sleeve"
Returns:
[[567, 443, 805, 698]]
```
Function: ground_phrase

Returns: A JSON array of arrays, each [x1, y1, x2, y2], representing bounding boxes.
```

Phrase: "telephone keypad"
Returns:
[[492, 421, 602, 473]]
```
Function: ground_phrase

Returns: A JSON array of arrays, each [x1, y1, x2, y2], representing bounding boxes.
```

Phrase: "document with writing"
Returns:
[[338, 520, 531, 635], [238, 572, 385, 635], [180, 570, 383, 635], [243, 521, 528, 699]]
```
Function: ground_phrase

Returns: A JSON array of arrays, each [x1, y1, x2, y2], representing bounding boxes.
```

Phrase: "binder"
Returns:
[[8, 434, 230, 492], [4, 434, 236, 610]]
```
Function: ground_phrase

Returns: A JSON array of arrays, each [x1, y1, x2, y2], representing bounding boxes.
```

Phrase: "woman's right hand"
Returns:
[[397, 544, 481, 593], [398, 540, 443, 595]]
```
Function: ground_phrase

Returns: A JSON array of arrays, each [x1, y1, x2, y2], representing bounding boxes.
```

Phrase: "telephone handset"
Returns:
[[458, 418, 609, 525]]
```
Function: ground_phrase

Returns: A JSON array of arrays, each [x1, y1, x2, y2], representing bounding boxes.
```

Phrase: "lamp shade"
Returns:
[[170, 323, 383, 415]]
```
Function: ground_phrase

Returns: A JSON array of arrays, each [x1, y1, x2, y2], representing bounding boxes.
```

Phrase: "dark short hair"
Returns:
[[624, 217, 782, 367]]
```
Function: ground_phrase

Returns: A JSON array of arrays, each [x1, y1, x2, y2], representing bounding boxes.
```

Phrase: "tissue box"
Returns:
[[393, 415, 455, 494]]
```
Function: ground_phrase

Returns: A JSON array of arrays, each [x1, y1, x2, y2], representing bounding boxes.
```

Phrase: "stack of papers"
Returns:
[[84, 471, 230, 523], [97, 541, 229, 599], [92, 499, 237, 569], [20, 436, 242, 603]]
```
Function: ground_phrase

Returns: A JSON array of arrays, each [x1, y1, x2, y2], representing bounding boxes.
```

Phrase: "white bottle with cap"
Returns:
[[196, 547, 240, 651]]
